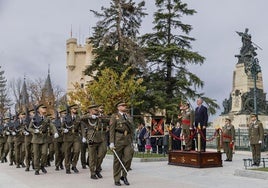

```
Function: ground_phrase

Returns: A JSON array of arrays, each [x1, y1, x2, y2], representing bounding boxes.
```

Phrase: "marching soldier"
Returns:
[[248, 113, 264, 166], [0, 119, 6, 162], [29, 104, 59, 175], [1, 117, 10, 163], [6, 116, 15, 166], [53, 109, 65, 171], [62, 104, 82, 174], [109, 101, 134, 186], [80, 110, 89, 169], [81, 104, 108, 179], [14, 112, 26, 168], [24, 109, 34, 171], [222, 118, 235, 161]]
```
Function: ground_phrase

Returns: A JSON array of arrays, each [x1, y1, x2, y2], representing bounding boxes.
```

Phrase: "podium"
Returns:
[[168, 150, 222, 168]]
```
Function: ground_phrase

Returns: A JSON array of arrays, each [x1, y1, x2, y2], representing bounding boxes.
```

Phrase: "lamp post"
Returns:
[[245, 57, 261, 115]]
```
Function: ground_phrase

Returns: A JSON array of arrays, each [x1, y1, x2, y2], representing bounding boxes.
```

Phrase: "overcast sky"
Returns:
[[1, 0, 268, 120]]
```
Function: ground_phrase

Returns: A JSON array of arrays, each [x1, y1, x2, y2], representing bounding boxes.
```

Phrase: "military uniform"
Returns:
[[24, 118, 33, 171], [222, 118, 235, 161], [13, 117, 26, 168], [29, 105, 58, 175], [248, 114, 264, 166], [0, 125, 6, 161], [109, 101, 134, 186], [6, 123, 15, 166], [62, 105, 82, 174], [53, 114, 65, 171], [81, 105, 108, 179], [180, 104, 194, 151]]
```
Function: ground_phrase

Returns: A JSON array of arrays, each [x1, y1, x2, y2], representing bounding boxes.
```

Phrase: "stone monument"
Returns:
[[213, 28, 268, 129]]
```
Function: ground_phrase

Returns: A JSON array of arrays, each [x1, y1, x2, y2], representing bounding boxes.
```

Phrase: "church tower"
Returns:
[[40, 68, 55, 115]]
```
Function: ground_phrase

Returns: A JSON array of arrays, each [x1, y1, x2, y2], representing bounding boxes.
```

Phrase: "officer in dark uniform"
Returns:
[[29, 104, 59, 175], [62, 104, 82, 174], [109, 101, 134, 186], [81, 104, 108, 179], [248, 113, 264, 166]]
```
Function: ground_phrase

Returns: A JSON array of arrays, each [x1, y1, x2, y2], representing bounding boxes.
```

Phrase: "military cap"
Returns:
[[3, 116, 10, 121], [28, 108, 34, 113], [19, 111, 26, 115], [115, 100, 127, 107], [59, 109, 67, 114], [69, 104, 78, 109], [37, 104, 47, 109], [225, 118, 231, 122], [88, 104, 99, 110], [250, 113, 257, 117]]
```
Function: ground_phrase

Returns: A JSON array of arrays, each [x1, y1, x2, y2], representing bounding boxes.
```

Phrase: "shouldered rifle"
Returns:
[[63, 104, 73, 128], [53, 110, 62, 134], [32, 105, 42, 128]]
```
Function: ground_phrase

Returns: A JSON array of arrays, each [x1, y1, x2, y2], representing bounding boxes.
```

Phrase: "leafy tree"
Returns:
[[140, 0, 219, 122], [68, 67, 145, 115], [85, 0, 147, 77]]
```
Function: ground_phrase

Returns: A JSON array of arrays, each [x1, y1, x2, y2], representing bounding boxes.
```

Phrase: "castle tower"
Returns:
[[213, 29, 268, 129], [66, 37, 94, 94]]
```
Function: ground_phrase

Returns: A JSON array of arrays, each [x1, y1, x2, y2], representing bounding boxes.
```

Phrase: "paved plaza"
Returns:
[[0, 150, 268, 188]]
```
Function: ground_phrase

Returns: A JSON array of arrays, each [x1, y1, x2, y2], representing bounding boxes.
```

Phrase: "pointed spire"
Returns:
[[42, 66, 54, 98], [20, 75, 29, 107]]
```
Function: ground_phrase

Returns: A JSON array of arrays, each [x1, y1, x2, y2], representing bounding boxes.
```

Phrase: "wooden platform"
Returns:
[[168, 150, 222, 168]]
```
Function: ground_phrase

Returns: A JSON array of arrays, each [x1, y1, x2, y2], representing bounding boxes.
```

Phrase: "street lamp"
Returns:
[[245, 56, 261, 115]]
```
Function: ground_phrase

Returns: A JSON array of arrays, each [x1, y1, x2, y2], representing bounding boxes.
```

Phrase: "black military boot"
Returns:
[[120, 176, 130, 185], [55, 166, 59, 171], [25, 167, 29, 172], [35, 170, 40, 175], [41, 166, 47, 174], [90, 174, 98, 179], [71, 166, 79, 173], [60, 163, 64, 170], [66, 169, 71, 174], [96, 172, 103, 178]]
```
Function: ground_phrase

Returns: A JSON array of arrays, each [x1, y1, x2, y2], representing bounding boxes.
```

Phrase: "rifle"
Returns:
[[53, 109, 62, 134], [32, 104, 42, 128], [63, 104, 73, 129]]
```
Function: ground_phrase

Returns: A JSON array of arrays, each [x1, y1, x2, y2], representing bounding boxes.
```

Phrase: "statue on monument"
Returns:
[[236, 28, 257, 58]]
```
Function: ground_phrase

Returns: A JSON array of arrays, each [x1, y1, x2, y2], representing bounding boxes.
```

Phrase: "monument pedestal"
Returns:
[[168, 150, 222, 168]]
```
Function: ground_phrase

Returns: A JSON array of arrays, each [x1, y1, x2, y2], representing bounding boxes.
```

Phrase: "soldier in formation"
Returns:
[[81, 104, 108, 179]]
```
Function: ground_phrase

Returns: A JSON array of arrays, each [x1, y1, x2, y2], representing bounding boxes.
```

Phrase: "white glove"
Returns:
[[34, 129, 40, 134], [63, 128, 69, 133], [6, 131, 10, 135], [91, 115, 97, 119], [12, 131, 16, 136], [24, 131, 29, 136], [82, 137, 87, 143], [109, 143, 116, 150], [258, 140, 262, 144], [54, 133, 59, 139]]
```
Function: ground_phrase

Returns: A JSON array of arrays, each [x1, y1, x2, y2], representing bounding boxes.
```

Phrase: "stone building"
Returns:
[[66, 37, 94, 94]]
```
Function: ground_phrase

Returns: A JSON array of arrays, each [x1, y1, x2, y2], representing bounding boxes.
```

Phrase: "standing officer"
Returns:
[[222, 118, 235, 161], [248, 113, 264, 166], [109, 101, 134, 186], [81, 104, 107, 179], [29, 104, 59, 175], [62, 104, 82, 174], [194, 98, 208, 152], [178, 103, 194, 151]]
